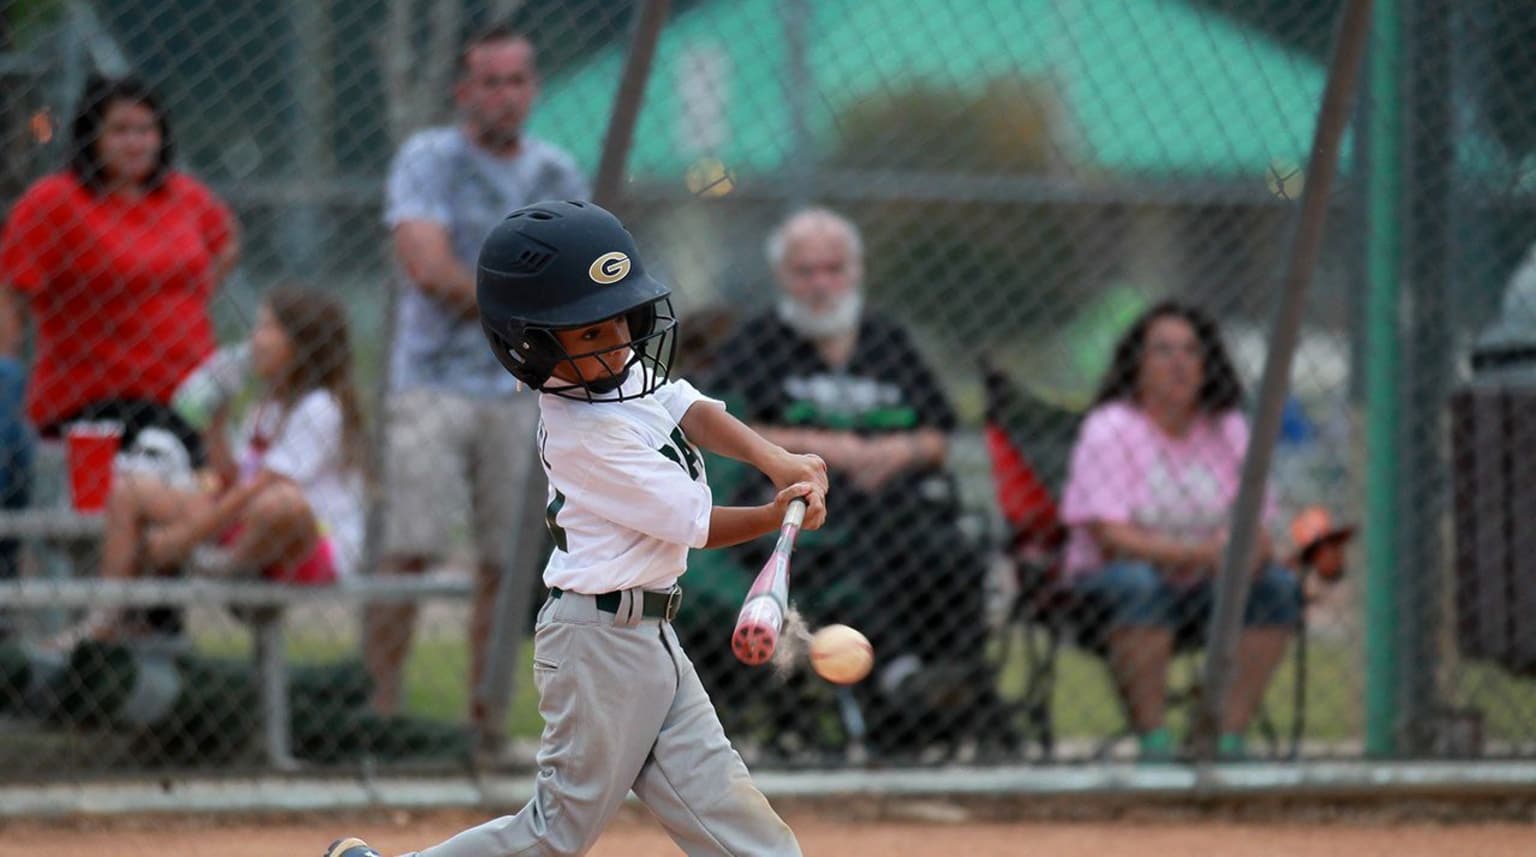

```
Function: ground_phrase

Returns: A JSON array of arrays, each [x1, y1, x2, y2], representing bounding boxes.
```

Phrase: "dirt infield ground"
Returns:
[[2, 808, 1533, 857]]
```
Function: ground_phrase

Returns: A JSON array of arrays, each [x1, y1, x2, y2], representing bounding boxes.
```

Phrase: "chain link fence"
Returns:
[[0, 0, 1533, 785]]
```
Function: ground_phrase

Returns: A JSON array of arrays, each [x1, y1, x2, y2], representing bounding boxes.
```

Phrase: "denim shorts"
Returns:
[[1071, 560, 1301, 640]]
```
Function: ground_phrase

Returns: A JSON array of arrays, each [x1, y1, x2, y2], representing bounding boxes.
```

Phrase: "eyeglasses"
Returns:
[[1144, 341, 1203, 360]]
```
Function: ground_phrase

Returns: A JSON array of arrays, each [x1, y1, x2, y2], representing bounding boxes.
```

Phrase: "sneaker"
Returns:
[[1217, 732, 1248, 761], [37, 610, 117, 653], [1137, 727, 1175, 763], [188, 544, 239, 578], [323, 838, 381, 857]]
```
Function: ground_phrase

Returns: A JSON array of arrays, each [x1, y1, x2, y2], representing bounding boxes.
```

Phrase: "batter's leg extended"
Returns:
[[408, 598, 674, 857], [632, 623, 801, 857]]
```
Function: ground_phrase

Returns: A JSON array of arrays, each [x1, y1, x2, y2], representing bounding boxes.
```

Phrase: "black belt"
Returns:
[[549, 586, 682, 622]]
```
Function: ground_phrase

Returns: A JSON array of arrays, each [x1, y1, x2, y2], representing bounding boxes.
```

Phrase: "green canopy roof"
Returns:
[[527, 0, 1333, 180]]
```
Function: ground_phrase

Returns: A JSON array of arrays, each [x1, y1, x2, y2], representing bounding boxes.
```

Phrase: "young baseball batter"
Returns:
[[327, 200, 827, 857]]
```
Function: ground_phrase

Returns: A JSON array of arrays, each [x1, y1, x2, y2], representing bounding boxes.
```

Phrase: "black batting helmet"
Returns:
[[477, 200, 677, 400]]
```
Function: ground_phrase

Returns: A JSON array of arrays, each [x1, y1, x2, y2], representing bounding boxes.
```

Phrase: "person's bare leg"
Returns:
[[223, 484, 318, 570], [1106, 626, 1174, 732], [100, 476, 149, 583], [55, 475, 206, 646], [469, 560, 500, 719], [1222, 627, 1292, 733], [365, 555, 429, 714], [102, 474, 210, 579]]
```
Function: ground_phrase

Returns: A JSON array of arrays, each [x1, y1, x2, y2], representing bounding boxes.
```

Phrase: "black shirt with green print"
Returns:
[[708, 311, 956, 511]]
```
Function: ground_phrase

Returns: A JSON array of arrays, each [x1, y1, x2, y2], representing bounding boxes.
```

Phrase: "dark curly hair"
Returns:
[[1092, 301, 1245, 414], [69, 73, 176, 193]]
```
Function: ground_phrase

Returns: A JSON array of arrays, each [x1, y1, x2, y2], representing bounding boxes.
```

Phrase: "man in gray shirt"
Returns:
[[366, 23, 588, 752]]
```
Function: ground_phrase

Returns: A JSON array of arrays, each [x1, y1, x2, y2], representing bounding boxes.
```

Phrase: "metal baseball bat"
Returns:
[[731, 498, 808, 665]]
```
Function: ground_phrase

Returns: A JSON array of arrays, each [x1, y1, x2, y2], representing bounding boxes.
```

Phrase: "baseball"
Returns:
[[809, 624, 874, 685]]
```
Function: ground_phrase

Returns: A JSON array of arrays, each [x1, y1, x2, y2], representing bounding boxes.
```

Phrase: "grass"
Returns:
[[192, 624, 1536, 755], [197, 629, 546, 740], [991, 626, 1369, 745]]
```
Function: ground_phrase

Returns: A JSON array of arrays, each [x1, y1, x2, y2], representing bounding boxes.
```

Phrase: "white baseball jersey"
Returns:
[[536, 374, 720, 594]]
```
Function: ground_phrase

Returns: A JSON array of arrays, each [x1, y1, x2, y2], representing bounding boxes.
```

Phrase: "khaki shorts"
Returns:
[[380, 388, 546, 568]]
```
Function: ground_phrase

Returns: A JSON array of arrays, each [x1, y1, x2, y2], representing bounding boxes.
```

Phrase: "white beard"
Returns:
[[777, 290, 863, 339]]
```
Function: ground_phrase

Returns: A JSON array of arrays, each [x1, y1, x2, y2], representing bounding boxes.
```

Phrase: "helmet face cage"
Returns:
[[476, 201, 679, 398], [541, 297, 678, 402]]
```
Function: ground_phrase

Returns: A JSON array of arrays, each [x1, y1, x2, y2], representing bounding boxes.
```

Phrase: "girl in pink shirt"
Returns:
[[1059, 302, 1300, 761]]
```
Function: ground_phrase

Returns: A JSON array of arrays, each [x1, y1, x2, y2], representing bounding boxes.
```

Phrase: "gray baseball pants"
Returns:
[[406, 590, 801, 857]]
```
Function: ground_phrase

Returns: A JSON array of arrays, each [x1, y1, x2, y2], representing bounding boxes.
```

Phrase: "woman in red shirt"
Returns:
[[0, 74, 239, 460]]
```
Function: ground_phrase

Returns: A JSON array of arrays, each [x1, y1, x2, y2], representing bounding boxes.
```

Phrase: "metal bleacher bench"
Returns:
[[0, 509, 472, 769]]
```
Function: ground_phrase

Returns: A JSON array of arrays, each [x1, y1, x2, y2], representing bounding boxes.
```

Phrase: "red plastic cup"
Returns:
[[66, 421, 123, 512]]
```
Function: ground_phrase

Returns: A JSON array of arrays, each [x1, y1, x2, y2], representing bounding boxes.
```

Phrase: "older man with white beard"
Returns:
[[706, 207, 1002, 760]]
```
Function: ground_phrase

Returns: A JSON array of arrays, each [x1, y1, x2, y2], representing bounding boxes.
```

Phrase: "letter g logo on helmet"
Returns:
[[588, 251, 631, 284]]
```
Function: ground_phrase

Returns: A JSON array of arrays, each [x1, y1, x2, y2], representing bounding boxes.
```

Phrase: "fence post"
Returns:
[[1396, 0, 1457, 755], [593, 0, 671, 207], [1193, 0, 1375, 763], [1364, 0, 1404, 758]]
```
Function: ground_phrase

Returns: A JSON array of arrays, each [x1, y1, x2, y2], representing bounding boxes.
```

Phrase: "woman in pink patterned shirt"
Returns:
[[1059, 302, 1300, 761]]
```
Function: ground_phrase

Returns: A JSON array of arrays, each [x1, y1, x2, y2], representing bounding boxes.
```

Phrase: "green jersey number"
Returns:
[[659, 427, 703, 481], [537, 424, 570, 553], [545, 488, 569, 553]]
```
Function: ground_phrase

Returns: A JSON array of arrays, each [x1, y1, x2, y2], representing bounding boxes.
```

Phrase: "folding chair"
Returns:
[[979, 356, 1348, 762]]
